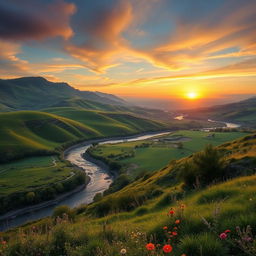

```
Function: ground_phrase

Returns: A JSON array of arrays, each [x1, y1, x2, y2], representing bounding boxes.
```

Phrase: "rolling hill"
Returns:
[[184, 97, 256, 127], [0, 110, 165, 163]]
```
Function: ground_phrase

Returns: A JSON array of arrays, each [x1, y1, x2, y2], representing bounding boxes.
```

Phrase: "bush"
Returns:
[[52, 205, 75, 221], [179, 144, 226, 188]]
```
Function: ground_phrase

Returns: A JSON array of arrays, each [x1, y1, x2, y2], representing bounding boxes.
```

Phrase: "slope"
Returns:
[[3, 132, 256, 256], [0, 110, 165, 163], [184, 97, 256, 127], [0, 77, 127, 111]]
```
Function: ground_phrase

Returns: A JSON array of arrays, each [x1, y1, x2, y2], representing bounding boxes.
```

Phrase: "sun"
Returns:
[[186, 91, 199, 100]]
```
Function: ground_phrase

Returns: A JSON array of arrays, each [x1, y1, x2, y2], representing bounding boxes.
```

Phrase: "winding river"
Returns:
[[0, 131, 170, 231]]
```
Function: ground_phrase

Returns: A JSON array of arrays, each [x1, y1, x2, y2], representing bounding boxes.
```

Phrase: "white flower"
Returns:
[[120, 248, 127, 255]]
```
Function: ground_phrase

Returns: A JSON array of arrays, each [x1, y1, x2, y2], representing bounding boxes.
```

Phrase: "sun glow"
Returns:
[[186, 91, 199, 100]]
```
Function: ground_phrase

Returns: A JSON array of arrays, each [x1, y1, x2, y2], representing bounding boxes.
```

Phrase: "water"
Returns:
[[0, 131, 170, 231]]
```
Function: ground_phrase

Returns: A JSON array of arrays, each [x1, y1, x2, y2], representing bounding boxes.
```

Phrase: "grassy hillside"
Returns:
[[0, 77, 127, 111], [88, 130, 248, 178], [185, 97, 256, 127], [2, 133, 256, 256], [0, 110, 165, 162]]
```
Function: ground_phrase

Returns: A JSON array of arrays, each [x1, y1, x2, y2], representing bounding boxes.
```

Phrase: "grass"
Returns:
[[0, 109, 165, 162], [0, 156, 71, 196], [89, 130, 248, 178], [1, 133, 256, 255]]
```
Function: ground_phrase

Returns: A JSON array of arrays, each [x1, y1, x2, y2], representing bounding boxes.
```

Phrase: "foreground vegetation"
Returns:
[[1, 133, 256, 255]]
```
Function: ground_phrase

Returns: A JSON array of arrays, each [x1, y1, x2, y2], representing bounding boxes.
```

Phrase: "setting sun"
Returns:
[[186, 91, 199, 100]]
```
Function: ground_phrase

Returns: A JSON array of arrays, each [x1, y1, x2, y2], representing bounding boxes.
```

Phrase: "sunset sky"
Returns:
[[0, 0, 256, 107]]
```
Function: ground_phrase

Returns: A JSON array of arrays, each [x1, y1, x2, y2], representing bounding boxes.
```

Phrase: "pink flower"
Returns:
[[219, 232, 227, 240], [225, 229, 231, 233]]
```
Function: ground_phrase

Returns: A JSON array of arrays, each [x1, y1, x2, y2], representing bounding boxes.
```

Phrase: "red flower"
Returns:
[[225, 229, 231, 233], [173, 227, 178, 230], [169, 208, 175, 216], [219, 233, 227, 240], [172, 231, 178, 236], [163, 226, 168, 230], [163, 244, 173, 253], [1, 241, 7, 245], [175, 219, 181, 224], [146, 243, 155, 251]]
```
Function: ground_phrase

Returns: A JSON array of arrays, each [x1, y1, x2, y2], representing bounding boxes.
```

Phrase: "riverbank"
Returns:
[[0, 182, 88, 223], [63, 129, 172, 157]]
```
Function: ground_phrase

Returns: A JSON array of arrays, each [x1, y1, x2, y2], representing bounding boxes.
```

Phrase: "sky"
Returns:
[[0, 0, 256, 108]]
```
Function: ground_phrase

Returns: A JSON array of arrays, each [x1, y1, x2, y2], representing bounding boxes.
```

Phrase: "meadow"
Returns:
[[88, 130, 248, 178], [1, 133, 256, 256], [0, 156, 69, 195]]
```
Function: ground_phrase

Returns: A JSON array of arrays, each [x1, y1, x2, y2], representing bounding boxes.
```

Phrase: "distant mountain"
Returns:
[[0, 77, 127, 111], [183, 97, 256, 127]]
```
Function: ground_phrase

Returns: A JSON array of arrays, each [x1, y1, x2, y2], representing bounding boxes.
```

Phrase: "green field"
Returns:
[[90, 130, 248, 177], [0, 156, 71, 195]]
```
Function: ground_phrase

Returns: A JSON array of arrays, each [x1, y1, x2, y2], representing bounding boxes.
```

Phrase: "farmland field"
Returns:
[[0, 156, 72, 196], [89, 130, 248, 178]]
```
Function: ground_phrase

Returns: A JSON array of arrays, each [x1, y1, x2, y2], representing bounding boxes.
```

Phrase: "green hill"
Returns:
[[0, 110, 165, 162], [185, 97, 256, 127], [0, 77, 127, 111], [3, 133, 256, 256]]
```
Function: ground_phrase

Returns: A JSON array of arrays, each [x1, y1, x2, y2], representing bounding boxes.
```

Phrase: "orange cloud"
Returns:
[[66, 0, 132, 73]]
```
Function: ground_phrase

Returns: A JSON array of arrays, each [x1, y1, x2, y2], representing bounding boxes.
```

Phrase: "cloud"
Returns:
[[0, 40, 30, 77], [134, 1, 256, 70], [0, 0, 76, 41], [64, 0, 256, 74], [87, 57, 256, 88], [66, 0, 133, 73]]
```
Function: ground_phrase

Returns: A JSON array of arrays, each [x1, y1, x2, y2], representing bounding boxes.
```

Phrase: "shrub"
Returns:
[[52, 205, 75, 221], [179, 144, 226, 188]]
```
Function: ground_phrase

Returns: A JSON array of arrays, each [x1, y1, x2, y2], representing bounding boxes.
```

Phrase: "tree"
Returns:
[[26, 191, 36, 204]]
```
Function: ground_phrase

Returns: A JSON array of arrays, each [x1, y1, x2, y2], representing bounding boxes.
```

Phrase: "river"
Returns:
[[0, 131, 170, 231]]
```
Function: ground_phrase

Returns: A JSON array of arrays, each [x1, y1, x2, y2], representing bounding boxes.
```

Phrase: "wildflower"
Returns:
[[163, 226, 168, 230], [225, 229, 231, 233], [168, 208, 175, 216], [173, 227, 178, 230], [175, 219, 181, 224], [172, 231, 178, 236], [120, 248, 127, 254], [146, 243, 155, 251], [219, 233, 227, 240], [163, 244, 173, 253]]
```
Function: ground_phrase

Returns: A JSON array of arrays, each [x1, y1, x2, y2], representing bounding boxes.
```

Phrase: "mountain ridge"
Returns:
[[0, 76, 128, 111]]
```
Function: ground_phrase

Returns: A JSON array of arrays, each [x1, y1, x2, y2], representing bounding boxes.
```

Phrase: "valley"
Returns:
[[0, 76, 255, 256]]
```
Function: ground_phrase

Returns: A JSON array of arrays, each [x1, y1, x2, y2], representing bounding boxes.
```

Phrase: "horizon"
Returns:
[[0, 0, 256, 108]]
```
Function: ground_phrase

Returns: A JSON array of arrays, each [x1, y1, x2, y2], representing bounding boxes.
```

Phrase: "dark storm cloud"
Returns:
[[0, 0, 76, 41]]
